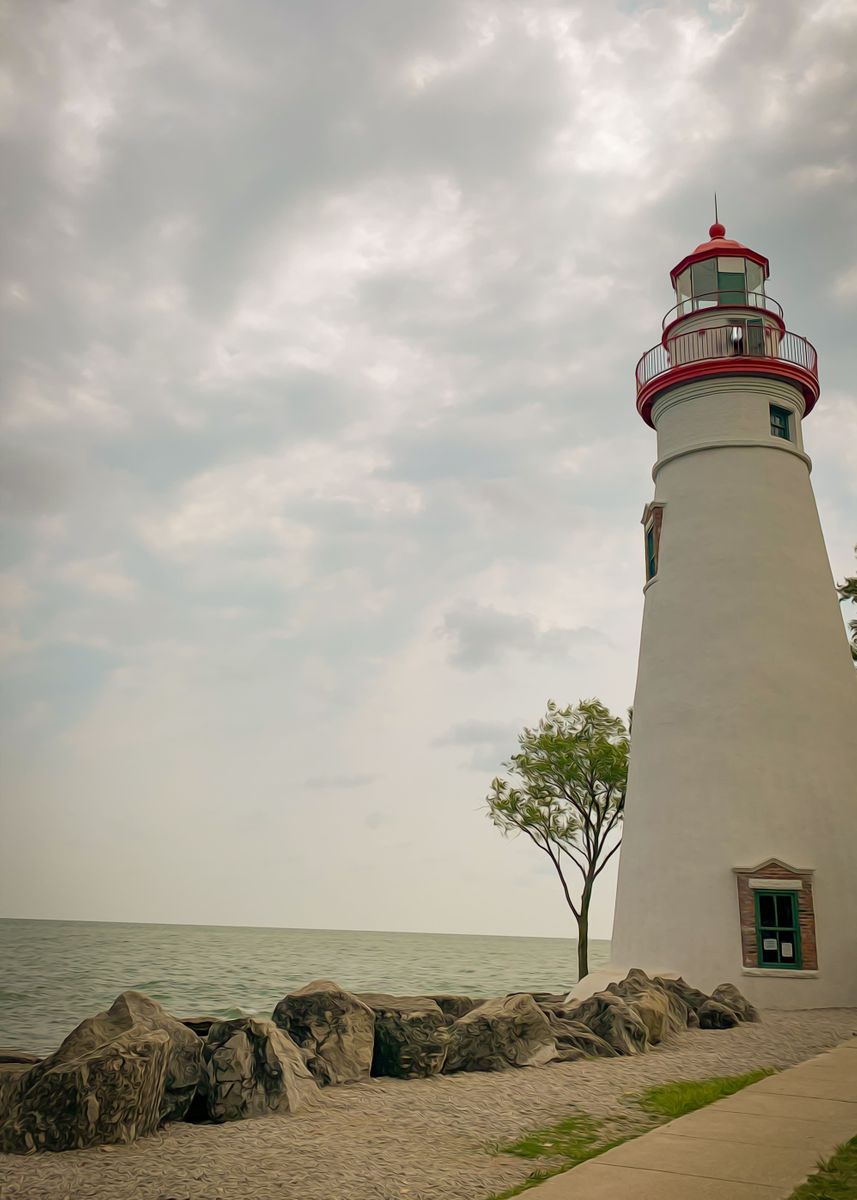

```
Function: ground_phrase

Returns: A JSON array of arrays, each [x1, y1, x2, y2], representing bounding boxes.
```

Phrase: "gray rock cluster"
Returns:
[[0, 970, 758, 1155]]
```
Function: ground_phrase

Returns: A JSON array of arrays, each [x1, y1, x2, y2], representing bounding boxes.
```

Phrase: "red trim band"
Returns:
[[636, 360, 820, 428]]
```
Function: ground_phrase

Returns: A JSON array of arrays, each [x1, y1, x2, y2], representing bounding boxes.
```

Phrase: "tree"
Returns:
[[486, 699, 628, 981], [837, 545, 857, 664]]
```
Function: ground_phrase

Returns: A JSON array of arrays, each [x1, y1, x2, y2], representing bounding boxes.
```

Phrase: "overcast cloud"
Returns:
[[1, 0, 856, 939]]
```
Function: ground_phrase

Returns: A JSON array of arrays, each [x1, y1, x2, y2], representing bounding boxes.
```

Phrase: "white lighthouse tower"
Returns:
[[608, 221, 857, 1009]]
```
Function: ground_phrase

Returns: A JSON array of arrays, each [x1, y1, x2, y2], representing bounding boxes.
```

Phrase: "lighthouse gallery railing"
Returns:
[[635, 326, 818, 393], [661, 290, 784, 329]]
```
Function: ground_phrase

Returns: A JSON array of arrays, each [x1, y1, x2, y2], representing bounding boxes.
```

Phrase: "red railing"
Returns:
[[662, 290, 784, 329], [636, 326, 818, 394]]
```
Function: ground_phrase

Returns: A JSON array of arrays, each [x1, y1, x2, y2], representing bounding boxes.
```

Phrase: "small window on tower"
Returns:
[[645, 524, 657, 580], [770, 405, 791, 441], [642, 503, 664, 583]]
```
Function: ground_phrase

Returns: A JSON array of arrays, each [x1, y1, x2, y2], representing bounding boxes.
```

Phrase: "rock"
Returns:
[[272, 980, 374, 1086], [0, 1065, 29, 1115], [357, 995, 449, 1078], [606, 970, 690, 1044], [711, 983, 760, 1023], [179, 1016, 220, 1039], [0, 1030, 171, 1153], [0, 990, 202, 1153], [565, 990, 651, 1055], [445, 994, 558, 1073], [42, 991, 203, 1123], [0, 1050, 41, 1066], [697, 998, 740, 1029], [202, 1017, 317, 1122], [544, 1012, 618, 1061], [654, 976, 709, 1027], [511, 992, 570, 1008], [428, 995, 480, 1021]]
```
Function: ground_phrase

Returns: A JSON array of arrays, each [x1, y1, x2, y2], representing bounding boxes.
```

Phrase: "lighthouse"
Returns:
[[607, 222, 857, 1009]]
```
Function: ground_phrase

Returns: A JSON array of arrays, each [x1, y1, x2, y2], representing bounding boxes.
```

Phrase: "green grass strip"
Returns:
[[486, 1115, 628, 1198], [486, 1069, 776, 1198], [636, 1068, 774, 1119], [789, 1136, 857, 1199]]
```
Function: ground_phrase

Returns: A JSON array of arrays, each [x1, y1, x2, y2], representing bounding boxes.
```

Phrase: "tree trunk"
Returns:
[[576, 903, 590, 980]]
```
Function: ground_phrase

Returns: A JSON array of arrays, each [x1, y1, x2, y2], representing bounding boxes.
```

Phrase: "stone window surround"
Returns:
[[641, 501, 665, 589], [733, 859, 818, 974]]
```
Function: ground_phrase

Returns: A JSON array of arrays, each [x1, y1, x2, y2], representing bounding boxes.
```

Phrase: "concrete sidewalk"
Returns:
[[527, 1036, 857, 1199]]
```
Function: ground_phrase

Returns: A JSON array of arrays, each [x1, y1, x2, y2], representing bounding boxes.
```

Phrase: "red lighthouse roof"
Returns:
[[670, 222, 770, 285]]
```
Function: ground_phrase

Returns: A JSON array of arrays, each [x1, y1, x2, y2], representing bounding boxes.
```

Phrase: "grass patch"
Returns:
[[485, 1069, 777, 1198], [789, 1137, 857, 1199], [636, 1068, 774, 1119], [486, 1115, 628, 1198], [503, 1113, 605, 1161]]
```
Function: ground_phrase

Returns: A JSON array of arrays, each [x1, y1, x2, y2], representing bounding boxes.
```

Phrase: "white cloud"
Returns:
[[1, 0, 855, 939], [59, 555, 138, 598]]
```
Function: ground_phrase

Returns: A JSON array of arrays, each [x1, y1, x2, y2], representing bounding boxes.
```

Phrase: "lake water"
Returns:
[[0, 919, 611, 1055]]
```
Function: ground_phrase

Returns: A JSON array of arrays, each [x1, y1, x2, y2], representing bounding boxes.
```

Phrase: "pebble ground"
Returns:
[[1, 1008, 854, 1200]]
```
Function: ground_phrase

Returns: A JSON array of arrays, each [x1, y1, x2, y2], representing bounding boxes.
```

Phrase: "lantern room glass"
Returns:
[[674, 256, 764, 313]]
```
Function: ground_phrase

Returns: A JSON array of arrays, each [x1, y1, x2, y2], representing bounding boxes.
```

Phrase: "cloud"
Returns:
[[434, 717, 519, 772], [441, 602, 604, 670], [304, 773, 378, 790], [59, 555, 138, 599], [1, 0, 855, 940]]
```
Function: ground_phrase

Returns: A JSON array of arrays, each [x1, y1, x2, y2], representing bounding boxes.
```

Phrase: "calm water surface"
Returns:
[[0, 919, 610, 1055]]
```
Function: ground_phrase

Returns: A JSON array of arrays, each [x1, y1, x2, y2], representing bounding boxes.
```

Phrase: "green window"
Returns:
[[755, 890, 802, 968], [717, 269, 747, 305], [645, 524, 657, 580], [770, 404, 791, 441]]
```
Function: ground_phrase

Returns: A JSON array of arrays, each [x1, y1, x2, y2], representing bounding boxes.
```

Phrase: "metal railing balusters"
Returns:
[[635, 326, 818, 394]]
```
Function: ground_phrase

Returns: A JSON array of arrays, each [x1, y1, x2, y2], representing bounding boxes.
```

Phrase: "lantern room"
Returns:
[[669, 222, 770, 318]]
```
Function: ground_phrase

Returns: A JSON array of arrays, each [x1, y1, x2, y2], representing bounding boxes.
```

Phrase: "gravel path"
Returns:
[[2, 1009, 854, 1200]]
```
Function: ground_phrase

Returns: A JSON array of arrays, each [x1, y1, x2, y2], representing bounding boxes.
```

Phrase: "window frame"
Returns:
[[770, 404, 792, 441], [754, 888, 802, 970], [645, 523, 657, 580]]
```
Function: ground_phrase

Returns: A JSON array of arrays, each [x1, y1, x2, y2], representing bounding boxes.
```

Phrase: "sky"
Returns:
[[1, 0, 856, 941]]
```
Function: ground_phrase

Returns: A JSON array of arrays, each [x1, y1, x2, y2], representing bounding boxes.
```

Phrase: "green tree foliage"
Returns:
[[486, 700, 629, 980], [837, 546, 857, 663]]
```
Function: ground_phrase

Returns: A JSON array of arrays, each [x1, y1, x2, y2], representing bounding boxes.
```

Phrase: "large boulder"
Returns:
[[272, 980, 374, 1086], [566, 990, 651, 1055], [0, 1029, 171, 1153], [0, 990, 202, 1153], [445, 994, 558, 1073], [711, 983, 760, 1024], [429, 995, 480, 1021], [0, 1065, 29, 1116], [357, 995, 449, 1078], [201, 1017, 317, 1122], [37, 991, 203, 1123], [697, 998, 739, 1029], [544, 1012, 618, 1061], [606, 970, 691, 1044], [511, 992, 570, 1009], [654, 976, 710, 1027], [179, 1016, 220, 1039]]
